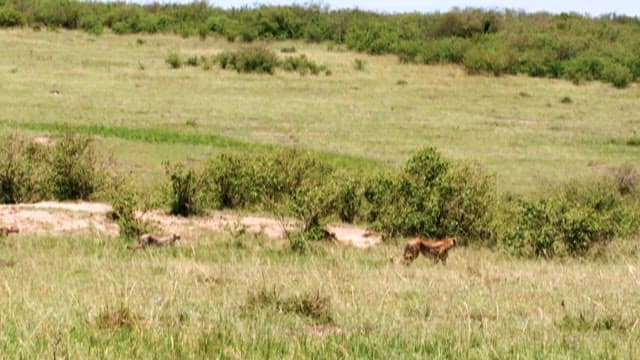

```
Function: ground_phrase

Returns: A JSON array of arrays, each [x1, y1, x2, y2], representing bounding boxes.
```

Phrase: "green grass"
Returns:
[[2, 29, 639, 193], [1, 233, 639, 358]]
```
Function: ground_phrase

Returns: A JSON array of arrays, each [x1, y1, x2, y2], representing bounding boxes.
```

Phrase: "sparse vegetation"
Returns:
[[353, 58, 366, 71], [281, 54, 327, 75], [165, 52, 182, 69]]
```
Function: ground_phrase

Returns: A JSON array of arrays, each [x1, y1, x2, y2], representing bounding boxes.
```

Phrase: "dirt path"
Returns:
[[0, 202, 382, 248]]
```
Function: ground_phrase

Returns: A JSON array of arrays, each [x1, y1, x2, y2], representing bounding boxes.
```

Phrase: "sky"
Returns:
[[162, 1, 640, 17]]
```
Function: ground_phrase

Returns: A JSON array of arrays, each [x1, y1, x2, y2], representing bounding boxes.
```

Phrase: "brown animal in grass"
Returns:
[[402, 236, 456, 265], [0, 225, 19, 237], [132, 233, 180, 249]]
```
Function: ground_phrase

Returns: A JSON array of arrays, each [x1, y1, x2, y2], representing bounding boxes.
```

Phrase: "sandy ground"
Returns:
[[0, 201, 382, 248]]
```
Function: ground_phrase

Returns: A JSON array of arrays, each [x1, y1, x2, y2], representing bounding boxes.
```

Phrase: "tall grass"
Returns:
[[1, 233, 638, 357]]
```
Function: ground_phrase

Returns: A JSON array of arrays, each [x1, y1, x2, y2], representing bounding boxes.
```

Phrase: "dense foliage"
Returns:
[[0, 133, 105, 203], [165, 146, 639, 256], [1, 1, 640, 86]]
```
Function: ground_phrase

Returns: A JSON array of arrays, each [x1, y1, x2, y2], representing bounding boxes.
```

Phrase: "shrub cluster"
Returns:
[[165, 147, 498, 246], [281, 55, 327, 75], [165, 146, 640, 257], [499, 179, 639, 258], [215, 47, 279, 74], [166, 48, 331, 75], [2, 3, 640, 86], [0, 133, 104, 203], [362, 148, 496, 244]]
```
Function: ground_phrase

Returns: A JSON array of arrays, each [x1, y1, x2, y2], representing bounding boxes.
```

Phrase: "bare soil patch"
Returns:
[[0, 202, 381, 248]]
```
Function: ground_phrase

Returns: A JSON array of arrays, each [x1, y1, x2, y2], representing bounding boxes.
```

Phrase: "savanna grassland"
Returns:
[[1, 15, 640, 360], [2, 29, 639, 193]]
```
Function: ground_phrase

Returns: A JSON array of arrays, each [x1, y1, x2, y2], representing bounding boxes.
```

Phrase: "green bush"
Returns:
[[201, 153, 259, 209], [215, 47, 279, 74], [164, 162, 203, 217], [500, 179, 631, 258], [185, 56, 199, 67], [165, 52, 182, 69], [603, 62, 632, 88], [289, 180, 336, 238], [108, 185, 153, 240], [235, 47, 278, 74], [353, 58, 366, 71], [253, 149, 333, 206], [363, 148, 497, 243], [0, 135, 47, 203], [47, 132, 102, 201], [0, 6, 26, 27], [0, 133, 106, 203], [334, 175, 362, 223], [463, 44, 518, 76], [281, 54, 326, 75]]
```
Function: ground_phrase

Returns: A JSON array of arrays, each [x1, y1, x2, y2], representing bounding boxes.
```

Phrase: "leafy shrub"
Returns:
[[108, 184, 153, 240], [201, 153, 259, 209], [0, 6, 26, 27], [0, 135, 46, 203], [363, 148, 497, 243], [185, 56, 199, 67], [334, 175, 362, 223], [165, 162, 203, 216], [627, 137, 640, 147], [500, 179, 630, 257], [165, 52, 182, 69], [287, 231, 309, 254], [418, 37, 472, 64], [87, 24, 103, 35], [281, 54, 327, 75], [215, 47, 279, 74], [603, 62, 632, 88], [47, 132, 101, 200], [290, 181, 336, 238], [463, 44, 518, 76], [560, 96, 573, 104], [253, 149, 333, 206]]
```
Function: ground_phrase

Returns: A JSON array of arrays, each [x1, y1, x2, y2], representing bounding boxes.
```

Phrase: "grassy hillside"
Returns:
[[2, 2, 640, 86], [1, 29, 639, 193]]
